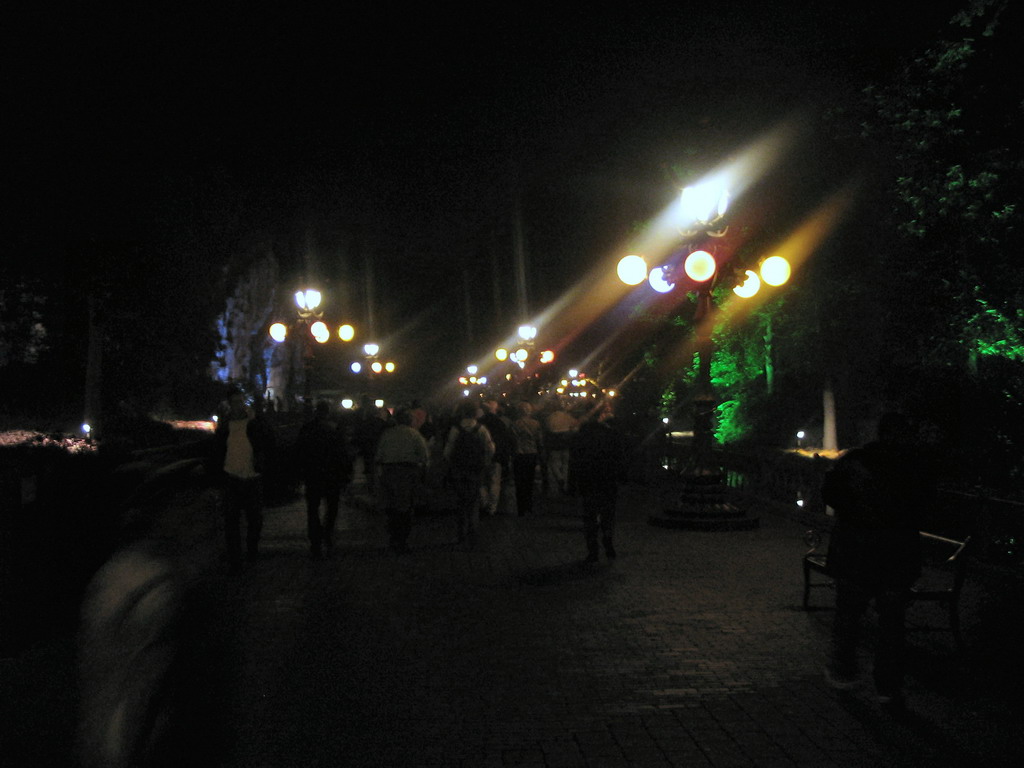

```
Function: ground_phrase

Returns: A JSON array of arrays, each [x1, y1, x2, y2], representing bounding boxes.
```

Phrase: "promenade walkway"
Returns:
[[3, 478, 1022, 766]]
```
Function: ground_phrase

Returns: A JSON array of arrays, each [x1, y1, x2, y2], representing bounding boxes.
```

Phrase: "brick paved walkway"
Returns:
[[3, 479, 1021, 766]]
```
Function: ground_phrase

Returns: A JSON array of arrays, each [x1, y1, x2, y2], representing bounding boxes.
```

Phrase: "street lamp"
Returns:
[[267, 288, 356, 412], [616, 184, 790, 530]]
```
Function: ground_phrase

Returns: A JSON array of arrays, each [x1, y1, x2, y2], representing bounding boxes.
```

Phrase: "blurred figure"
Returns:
[[355, 397, 388, 493], [821, 412, 937, 712], [544, 400, 578, 496], [571, 402, 627, 563], [444, 400, 494, 548], [77, 544, 183, 768], [296, 401, 352, 558], [375, 408, 430, 553], [479, 398, 516, 516], [510, 401, 543, 517], [214, 389, 274, 568]]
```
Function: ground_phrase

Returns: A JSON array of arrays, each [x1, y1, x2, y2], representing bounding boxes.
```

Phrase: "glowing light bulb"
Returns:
[[760, 256, 791, 286], [648, 266, 675, 293], [733, 269, 761, 299], [616, 254, 647, 285], [684, 250, 716, 282]]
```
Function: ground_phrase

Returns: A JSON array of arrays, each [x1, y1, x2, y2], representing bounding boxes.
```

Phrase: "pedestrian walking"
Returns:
[[821, 411, 937, 713], [296, 400, 353, 558], [571, 401, 627, 563], [544, 399, 578, 496], [444, 400, 495, 548], [479, 398, 516, 516], [213, 389, 275, 568], [375, 408, 430, 553], [355, 397, 388, 493], [510, 401, 543, 516]]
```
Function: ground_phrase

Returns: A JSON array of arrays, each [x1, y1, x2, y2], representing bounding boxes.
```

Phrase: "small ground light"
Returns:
[[82, 423, 91, 436], [797, 430, 805, 448]]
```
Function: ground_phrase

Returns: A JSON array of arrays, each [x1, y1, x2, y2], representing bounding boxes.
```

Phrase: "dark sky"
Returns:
[[6, 2, 966, 380]]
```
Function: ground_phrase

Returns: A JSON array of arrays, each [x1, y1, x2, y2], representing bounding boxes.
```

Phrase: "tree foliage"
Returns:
[[817, 0, 1024, 485]]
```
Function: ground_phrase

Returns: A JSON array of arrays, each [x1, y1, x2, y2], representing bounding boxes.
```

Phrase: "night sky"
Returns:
[[6, 2, 966, 386]]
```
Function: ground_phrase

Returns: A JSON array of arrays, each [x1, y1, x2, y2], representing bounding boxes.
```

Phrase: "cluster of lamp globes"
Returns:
[[616, 251, 791, 297], [266, 288, 395, 374], [494, 325, 556, 368], [617, 182, 790, 297]]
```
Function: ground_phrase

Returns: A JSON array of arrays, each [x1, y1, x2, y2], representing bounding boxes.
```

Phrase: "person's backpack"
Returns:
[[450, 424, 486, 472]]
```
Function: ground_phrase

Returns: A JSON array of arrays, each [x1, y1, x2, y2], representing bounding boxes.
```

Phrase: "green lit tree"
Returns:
[[818, 0, 1024, 485]]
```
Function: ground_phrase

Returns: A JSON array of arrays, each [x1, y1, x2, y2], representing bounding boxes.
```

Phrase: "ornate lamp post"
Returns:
[[268, 288, 357, 413], [493, 324, 556, 400], [617, 183, 790, 530]]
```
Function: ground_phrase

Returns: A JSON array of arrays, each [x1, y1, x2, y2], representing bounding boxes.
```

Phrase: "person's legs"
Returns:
[[484, 462, 502, 516], [828, 579, 870, 687], [548, 449, 569, 494], [597, 487, 618, 557], [873, 588, 909, 701], [580, 489, 600, 561], [453, 475, 478, 545], [514, 454, 536, 515], [243, 478, 263, 560], [223, 478, 243, 567], [305, 481, 325, 556], [382, 466, 416, 552], [322, 485, 341, 556]]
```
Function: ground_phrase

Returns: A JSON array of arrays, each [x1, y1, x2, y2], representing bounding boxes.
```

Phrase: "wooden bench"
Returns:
[[802, 530, 973, 650]]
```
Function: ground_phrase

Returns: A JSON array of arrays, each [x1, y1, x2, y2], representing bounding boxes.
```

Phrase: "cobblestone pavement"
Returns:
[[3, 479, 1022, 766]]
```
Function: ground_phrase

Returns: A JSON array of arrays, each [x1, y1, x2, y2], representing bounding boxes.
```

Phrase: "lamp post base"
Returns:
[[649, 467, 759, 531]]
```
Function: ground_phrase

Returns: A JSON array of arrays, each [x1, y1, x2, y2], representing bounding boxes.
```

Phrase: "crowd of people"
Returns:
[[213, 389, 938, 712], [212, 389, 628, 563]]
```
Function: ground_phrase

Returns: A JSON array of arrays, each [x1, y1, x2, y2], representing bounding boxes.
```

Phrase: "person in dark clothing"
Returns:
[[296, 400, 353, 558], [479, 398, 516, 516], [571, 402, 628, 563], [511, 401, 543, 516], [376, 408, 430, 553], [213, 390, 275, 568], [821, 412, 937, 712], [355, 398, 388, 493]]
